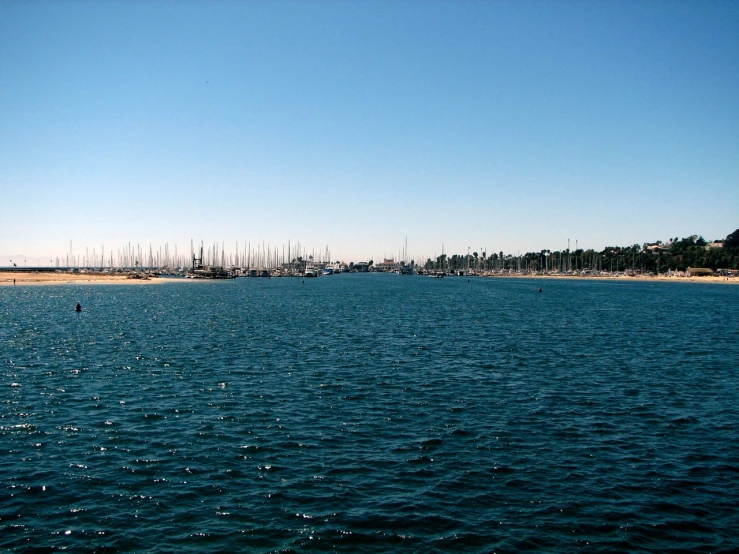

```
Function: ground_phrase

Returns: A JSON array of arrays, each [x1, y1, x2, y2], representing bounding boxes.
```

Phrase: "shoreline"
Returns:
[[480, 273, 738, 285], [0, 271, 174, 286], [1, 270, 736, 286]]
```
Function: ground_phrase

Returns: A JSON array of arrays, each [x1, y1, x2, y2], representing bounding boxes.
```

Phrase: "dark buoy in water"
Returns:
[[538, 288, 542, 293], [75, 301, 82, 312]]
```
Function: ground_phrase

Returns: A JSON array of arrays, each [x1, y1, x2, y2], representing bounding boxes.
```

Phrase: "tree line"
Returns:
[[420, 228, 739, 273]]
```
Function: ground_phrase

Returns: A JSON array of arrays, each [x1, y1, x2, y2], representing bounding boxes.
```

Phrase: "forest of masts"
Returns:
[[41, 238, 655, 274], [47, 240, 345, 271]]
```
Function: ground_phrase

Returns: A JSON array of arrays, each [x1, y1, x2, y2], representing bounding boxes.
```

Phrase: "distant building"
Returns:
[[706, 242, 724, 250], [374, 258, 398, 272], [687, 267, 713, 276]]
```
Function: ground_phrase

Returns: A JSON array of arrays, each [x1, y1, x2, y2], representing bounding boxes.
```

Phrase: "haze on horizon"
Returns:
[[1, 1, 737, 265]]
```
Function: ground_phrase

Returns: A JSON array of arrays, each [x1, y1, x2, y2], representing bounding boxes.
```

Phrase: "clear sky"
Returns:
[[1, 0, 737, 265]]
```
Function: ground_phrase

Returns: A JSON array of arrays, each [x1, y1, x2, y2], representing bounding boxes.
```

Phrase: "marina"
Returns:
[[4, 231, 738, 283]]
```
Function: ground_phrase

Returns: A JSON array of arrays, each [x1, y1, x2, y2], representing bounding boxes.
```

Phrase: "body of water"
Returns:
[[2, 275, 738, 552]]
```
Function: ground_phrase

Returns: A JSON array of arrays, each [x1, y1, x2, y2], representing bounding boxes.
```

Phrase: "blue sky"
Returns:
[[1, 0, 737, 265]]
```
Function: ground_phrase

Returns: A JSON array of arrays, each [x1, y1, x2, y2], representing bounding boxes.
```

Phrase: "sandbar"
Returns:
[[0, 271, 171, 285]]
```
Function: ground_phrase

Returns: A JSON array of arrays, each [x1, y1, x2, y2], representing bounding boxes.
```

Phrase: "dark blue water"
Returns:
[[2, 275, 739, 553]]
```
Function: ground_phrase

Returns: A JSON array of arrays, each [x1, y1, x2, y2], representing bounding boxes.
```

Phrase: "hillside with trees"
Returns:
[[420, 229, 739, 274]]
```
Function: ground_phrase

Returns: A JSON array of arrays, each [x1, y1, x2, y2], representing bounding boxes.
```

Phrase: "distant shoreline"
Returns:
[[481, 273, 738, 285], [0, 271, 171, 286], [1, 270, 736, 286]]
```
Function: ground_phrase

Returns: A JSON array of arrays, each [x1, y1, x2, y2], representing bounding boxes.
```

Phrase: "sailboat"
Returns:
[[400, 235, 414, 275]]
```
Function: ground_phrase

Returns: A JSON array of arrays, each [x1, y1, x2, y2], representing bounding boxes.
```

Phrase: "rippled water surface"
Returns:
[[2, 275, 739, 553]]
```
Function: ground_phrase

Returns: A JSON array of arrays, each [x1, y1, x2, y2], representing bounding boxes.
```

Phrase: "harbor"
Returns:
[[3, 231, 738, 284]]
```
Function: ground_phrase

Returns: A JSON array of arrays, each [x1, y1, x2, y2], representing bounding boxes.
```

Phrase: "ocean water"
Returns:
[[2, 275, 738, 553]]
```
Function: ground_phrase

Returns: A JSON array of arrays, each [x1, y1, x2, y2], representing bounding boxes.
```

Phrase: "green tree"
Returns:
[[725, 229, 739, 250]]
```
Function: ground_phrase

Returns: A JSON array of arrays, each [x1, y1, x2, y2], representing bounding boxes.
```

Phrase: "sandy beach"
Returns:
[[485, 273, 739, 285], [0, 271, 170, 285]]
